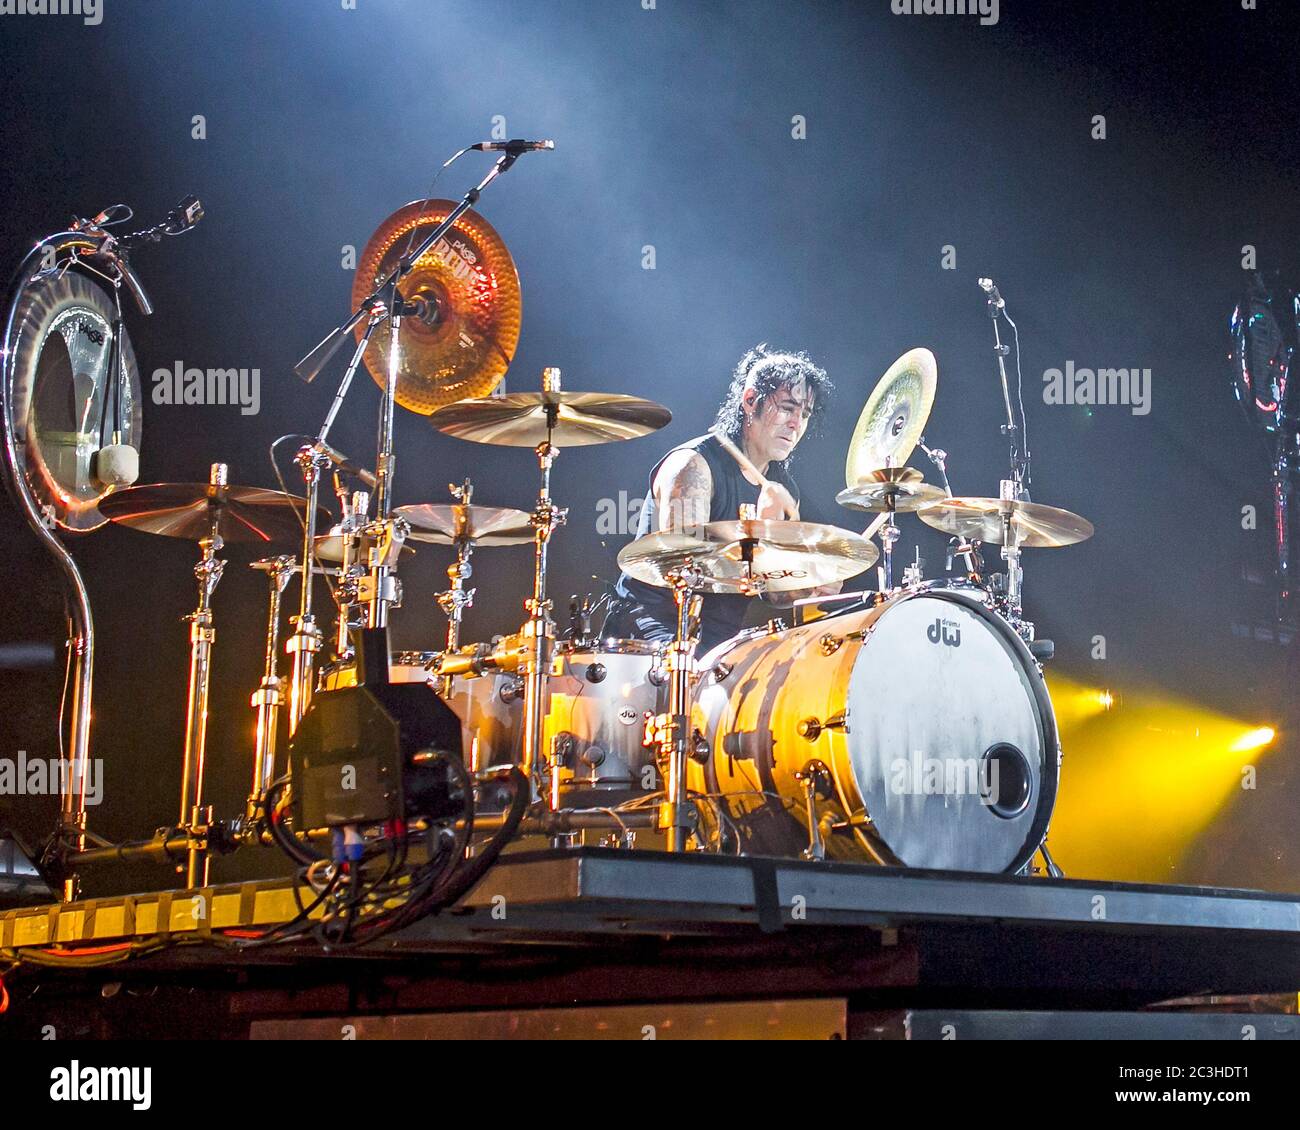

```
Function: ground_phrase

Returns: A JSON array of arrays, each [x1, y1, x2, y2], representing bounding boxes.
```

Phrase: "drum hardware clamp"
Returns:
[[794, 760, 833, 861]]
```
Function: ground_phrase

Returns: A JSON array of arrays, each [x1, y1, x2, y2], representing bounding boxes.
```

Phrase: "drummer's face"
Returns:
[[745, 379, 814, 464]]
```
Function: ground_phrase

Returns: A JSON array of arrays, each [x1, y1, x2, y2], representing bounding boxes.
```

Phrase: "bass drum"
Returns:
[[689, 588, 1059, 873]]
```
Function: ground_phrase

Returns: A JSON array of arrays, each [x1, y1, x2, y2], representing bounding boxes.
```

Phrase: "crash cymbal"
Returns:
[[351, 200, 522, 415], [429, 390, 671, 447], [835, 466, 948, 514], [395, 503, 533, 546], [617, 519, 878, 593], [918, 497, 1094, 548], [98, 483, 324, 544], [845, 347, 937, 487]]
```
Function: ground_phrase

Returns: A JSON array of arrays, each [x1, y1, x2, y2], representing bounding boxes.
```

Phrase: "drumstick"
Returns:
[[711, 428, 770, 487], [862, 512, 890, 540]]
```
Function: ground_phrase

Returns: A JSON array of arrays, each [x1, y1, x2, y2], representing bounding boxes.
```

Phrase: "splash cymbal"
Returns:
[[835, 466, 948, 513], [845, 347, 937, 487], [351, 200, 522, 415], [918, 496, 1094, 547]]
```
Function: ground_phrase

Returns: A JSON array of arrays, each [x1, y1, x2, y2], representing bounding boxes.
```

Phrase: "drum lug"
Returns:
[[820, 630, 865, 656], [711, 661, 733, 682], [690, 728, 710, 765], [797, 712, 848, 740]]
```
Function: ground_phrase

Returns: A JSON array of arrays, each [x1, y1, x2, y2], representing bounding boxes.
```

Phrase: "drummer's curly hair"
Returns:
[[713, 344, 832, 463]]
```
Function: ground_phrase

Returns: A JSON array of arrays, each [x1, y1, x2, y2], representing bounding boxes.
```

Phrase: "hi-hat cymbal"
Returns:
[[351, 200, 522, 415], [845, 347, 937, 487], [313, 529, 418, 564], [395, 503, 533, 546], [617, 519, 878, 593], [429, 390, 671, 447], [918, 497, 1095, 547], [835, 466, 948, 514], [98, 483, 323, 544]]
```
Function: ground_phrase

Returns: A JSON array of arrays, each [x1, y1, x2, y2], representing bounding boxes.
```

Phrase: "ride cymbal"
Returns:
[[352, 200, 522, 414], [845, 347, 937, 487], [918, 497, 1094, 547]]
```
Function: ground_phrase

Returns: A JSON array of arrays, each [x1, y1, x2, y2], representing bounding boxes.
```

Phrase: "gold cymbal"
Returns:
[[617, 519, 878, 593], [98, 483, 323, 544], [429, 390, 671, 447], [351, 200, 522, 415], [395, 503, 533, 546], [835, 466, 947, 513], [845, 347, 937, 487], [918, 496, 1095, 547]]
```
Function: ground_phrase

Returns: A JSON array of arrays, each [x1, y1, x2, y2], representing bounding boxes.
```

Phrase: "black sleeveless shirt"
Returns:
[[612, 433, 800, 652]]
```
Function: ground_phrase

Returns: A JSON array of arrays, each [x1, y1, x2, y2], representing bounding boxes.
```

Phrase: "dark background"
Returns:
[[0, 0, 1296, 892]]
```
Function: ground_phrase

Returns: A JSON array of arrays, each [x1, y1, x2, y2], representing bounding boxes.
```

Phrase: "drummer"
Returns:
[[607, 343, 839, 653]]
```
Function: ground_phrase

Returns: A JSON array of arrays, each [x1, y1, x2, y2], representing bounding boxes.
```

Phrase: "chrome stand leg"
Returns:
[[249, 555, 293, 821], [179, 464, 227, 888], [287, 447, 327, 734], [657, 568, 702, 853], [522, 370, 567, 807]]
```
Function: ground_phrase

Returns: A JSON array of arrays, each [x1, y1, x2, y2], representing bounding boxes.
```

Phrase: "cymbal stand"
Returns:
[[248, 555, 294, 823], [998, 481, 1029, 639], [524, 370, 567, 806], [332, 483, 370, 662], [288, 307, 386, 731], [436, 479, 477, 693], [655, 563, 703, 853], [179, 463, 227, 888], [880, 488, 901, 590]]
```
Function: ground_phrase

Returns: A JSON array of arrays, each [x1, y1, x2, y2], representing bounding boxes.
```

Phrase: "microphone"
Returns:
[[978, 277, 1005, 310], [470, 139, 555, 153], [164, 194, 204, 235], [312, 441, 378, 489]]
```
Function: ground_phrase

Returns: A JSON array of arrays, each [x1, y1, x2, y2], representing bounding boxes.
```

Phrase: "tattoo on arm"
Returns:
[[654, 451, 712, 536]]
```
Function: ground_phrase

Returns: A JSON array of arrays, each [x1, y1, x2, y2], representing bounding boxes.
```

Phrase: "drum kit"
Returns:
[[6, 161, 1096, 892]]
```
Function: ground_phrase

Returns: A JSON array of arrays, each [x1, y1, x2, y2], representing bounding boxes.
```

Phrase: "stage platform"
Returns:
[[2, 848, 1299, 1038]]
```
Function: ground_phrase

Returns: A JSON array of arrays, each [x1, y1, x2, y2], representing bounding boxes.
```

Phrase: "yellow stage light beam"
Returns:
[[1042, 674, 1279, 884]]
